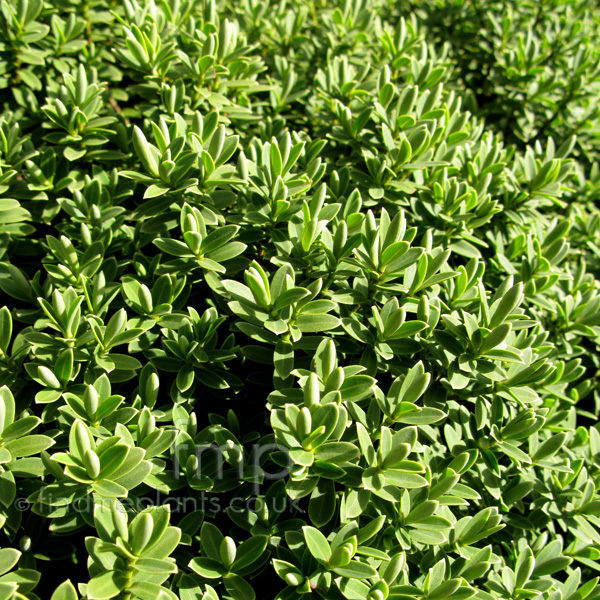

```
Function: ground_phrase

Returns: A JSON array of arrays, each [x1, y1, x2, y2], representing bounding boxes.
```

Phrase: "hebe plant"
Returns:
[[0, 0, 599, 598]]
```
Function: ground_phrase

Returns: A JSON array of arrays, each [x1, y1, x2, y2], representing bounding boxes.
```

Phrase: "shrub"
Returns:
[[0, 0, 599, 599]]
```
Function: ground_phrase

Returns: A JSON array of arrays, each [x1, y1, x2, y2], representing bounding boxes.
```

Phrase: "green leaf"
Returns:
[[223, 574, 255, 600], [479, 324, 511, 354], [308, 478, 336, 527], [428, 579, 463, 600], [64, 146, 87, 161], [533, 556, 573, 577], [295, 314, 341, 333], [134, 557, 178, 574], [396, 407, 446, 425], [0, 548, 20, 577], [200, 225, 239, 255], [144, 184, 170, 199], [87, 571, 128, 599], [315, 442, 359, 462], [489, 283, 524, 328], [332, 561, 378, 579], [91, 479, 128, 497], [384, 471, 429, 488], [4, 435, 54, 457], [50, 580, 78, 600], [133, 126, 159, 176], [272, 288, 311, 312], [532, 433, 567, 462], [127, 582, 178, 600], [341, 375, 376, 402], [189, 557, 226, 579], [303, 526, 331, 563], [1, 416, 40, 441], [0, 307, 12, 354], [201, 522, 225, 561], [274, 340, 294, 379], [231, 536, 268, 571]]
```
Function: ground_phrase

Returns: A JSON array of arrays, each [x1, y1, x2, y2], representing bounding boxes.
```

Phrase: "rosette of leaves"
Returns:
[[0, 0, 49, 92], [0, 386, 54, 514], [60, 374, 133, 430], [146, 306, 241, 393], [270, 369, 361, 525], [339, 208, 427, 301], [36, 419, 152, 508], [120, 273, 187, 327], [272, 525, 386, 598], [42, 65, 119, 162], [153, 202, 246, 275], [82, 499, 181, 600], [221, 261, 341, 344], [188, 522, 269, 600], [242, 135, 318, 225], [122, 114, 243, 206]]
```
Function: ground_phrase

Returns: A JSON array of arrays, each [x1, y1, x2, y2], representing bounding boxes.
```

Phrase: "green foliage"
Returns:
[[0, 0, 599, 599]]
